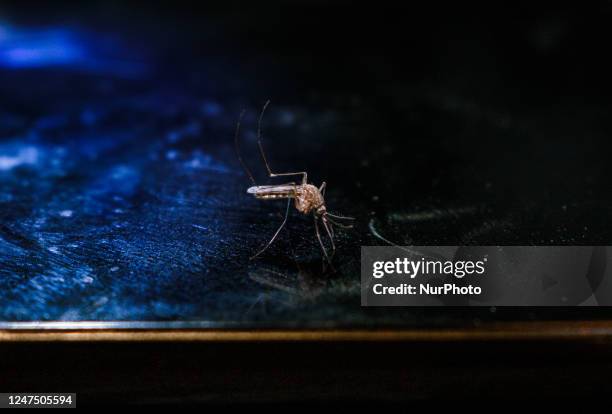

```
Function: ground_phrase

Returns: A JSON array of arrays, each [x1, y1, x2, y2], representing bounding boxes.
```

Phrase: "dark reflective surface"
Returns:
[[1, 3, 612, 326]]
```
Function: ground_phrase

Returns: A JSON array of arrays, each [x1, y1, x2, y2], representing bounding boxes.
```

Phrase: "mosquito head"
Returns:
[[315, 204, 327, 217]]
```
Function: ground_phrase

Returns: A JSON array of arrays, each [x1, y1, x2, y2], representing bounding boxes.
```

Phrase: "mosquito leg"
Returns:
[[268, 171, 308, 184], [314, 216, 331, 264], [322, 218, 336, 260], [257, 100, 308, 184], [321, 213, 335, 238], [327, 219, 335, 238], [251, 197, 291, 260], [319, 181, 326, 196]]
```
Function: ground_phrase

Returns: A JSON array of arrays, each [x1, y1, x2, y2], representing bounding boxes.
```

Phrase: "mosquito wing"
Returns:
[[247, 184, 296, 200]]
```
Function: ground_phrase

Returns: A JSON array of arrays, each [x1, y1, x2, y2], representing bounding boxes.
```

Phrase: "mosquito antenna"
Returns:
[[326, 212, 356, 221], [257, 99, 273, 176], [234, 109, 256, 186], [325, 215, 354, 229]]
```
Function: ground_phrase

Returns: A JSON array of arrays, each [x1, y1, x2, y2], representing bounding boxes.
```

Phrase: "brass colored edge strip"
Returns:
[[2, 321, 612, 342]]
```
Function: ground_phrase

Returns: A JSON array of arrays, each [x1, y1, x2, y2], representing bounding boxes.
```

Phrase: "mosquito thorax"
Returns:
[[295, 184, 325, 214]]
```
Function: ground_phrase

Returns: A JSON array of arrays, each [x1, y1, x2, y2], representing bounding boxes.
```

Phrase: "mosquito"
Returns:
[[234, 100, 355, 263]]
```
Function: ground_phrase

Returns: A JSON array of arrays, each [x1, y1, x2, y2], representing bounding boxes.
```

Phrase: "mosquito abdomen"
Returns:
[[247, 185, 295, 199]]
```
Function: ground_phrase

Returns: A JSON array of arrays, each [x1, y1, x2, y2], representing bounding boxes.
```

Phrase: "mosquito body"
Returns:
[[235, 101, 354, 263], [247, 183, 325, 215]]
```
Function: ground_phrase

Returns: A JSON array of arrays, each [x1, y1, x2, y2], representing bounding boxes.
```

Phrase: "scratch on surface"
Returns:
[[249, 270, 298, 296], [368, 218, 437, 259], [389, 206, 478, 222], [368, 218, 410, 248]]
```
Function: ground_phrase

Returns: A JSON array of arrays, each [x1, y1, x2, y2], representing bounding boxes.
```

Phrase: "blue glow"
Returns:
[[0, 22, 148, 77], [0, 23, 84, 68]]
